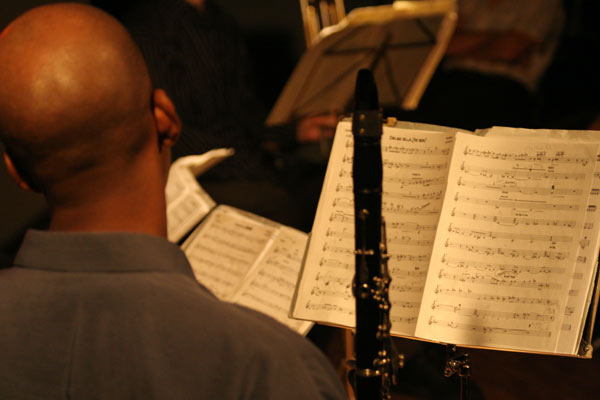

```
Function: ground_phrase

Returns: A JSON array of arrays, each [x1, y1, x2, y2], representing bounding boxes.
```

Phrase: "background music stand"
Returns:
[[266, 0, 457, 126]]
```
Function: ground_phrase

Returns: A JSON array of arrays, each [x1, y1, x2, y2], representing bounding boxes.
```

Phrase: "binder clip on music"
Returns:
[[349, 69, 398, 400]]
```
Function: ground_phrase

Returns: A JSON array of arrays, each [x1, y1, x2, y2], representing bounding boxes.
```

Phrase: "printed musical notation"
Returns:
[[296, 123, 600, 353], [438, 269, 563, 290], [382, 201, 441, 215], [453, 193, 580, 212], [431, 301, 556, 322], [461, 162, 586, 180], [441, 256, 567, 276], [427, 317, 552, 338], [294, 124, 455, 332], [444, 240, 569, 260], [183, 206, 311, 338], [230, 225, 313, 335], [185, 206, 277, 300], [329, 211, 354, 223], [416, 132, 597, 352], [304, 300, 354, 316], [166, 166, 215, 242], [450, 209, 576, 228], [383, 145, 450, 156], [447, 224, 573, 244], [382, 160, 448, 170], [457, 177, 584, 196], [462, 146, 590, 166], [335, 182, 444, 200], [433, 285, 559, 306]]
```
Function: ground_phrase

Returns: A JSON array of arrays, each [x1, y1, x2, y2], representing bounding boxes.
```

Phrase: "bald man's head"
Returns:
[[0, 3, 155, 194]]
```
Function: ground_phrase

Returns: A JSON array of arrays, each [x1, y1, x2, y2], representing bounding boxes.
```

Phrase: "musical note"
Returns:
[[337, 183, 444, 200], [387, 236, 434, 247], [325, 228, 353, 240], [311, 286, 353, 300], [304, 300, 354, 315], [329, 211, 354, 223], [441, 256, 567, 276], [388, 267, 428, 278], [383, 160, 448, 170], [463, 146, 591, 165], [461, 162, 586, 180], [387, 221, 438, 233], [447, 224, 573, 243], [332, 196, 353, 208], [385, 175, 446, 186], [385, 190, 444, 200], [433, 285, 559, 306], [381, 201, 441, 215], [319, 257, 352, 270], [314, 270, 351, 287], [444, 240, 569, 260], [389, 283, 423, 293], [438, 269, 563, 290], [188, 243, 254, 267], [431, 301, 556, 321], [322, 242, 354, 255], [390, 316, 418, 324], [391, 300, 421, 309], [453, 194, 580, 212], [383, 145, 450, 155], [427, 317, 552, 338], [231, 227, 311, 334], [450, 209, 576, 228], [457, 177, 583, 196], [390, 253, 431, 263]]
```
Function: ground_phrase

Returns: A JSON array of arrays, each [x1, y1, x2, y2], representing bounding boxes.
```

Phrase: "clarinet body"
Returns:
[[352, 69, 393, 400]]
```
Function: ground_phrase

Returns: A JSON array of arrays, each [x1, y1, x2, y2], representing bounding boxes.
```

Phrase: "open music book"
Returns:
[[165, 151, 313, 335], [291, 119, 600, 356]]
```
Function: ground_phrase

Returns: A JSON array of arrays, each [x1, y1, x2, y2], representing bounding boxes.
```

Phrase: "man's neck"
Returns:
[[49, 195, 167, 237], [47, 165, 168, 237]]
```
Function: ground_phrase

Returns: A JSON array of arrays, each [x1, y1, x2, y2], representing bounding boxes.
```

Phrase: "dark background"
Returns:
[[1, 0, 599, 260]]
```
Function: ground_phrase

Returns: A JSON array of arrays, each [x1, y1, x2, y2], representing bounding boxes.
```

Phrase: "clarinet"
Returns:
[[351, 69, 393, 400]]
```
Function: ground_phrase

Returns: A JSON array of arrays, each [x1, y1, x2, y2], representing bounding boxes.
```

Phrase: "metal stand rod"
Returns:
[[444, 344, 471, 400]]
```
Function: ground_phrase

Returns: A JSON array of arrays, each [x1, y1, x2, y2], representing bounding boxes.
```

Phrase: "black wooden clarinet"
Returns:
[[351, 69, 393, 400]]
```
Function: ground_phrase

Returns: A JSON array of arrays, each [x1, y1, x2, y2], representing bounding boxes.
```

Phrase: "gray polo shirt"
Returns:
[[0, 230, 347, 399]]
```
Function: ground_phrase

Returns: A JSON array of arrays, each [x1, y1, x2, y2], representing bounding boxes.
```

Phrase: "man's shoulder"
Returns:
[[114, 274, 348, 399]]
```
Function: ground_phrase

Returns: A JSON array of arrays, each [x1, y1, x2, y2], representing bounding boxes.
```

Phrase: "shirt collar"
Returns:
[[13, 229, 195, 278]]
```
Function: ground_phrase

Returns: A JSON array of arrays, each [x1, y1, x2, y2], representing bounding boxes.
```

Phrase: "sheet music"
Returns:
[[166, 150, 233, 242], [183, 206, 278, 300], [415, 133, 598, 353], [183, 206, 311, 335], [293, 120, 455, 335], [484, 126, 600, 354], [231, 226, 313, 335]]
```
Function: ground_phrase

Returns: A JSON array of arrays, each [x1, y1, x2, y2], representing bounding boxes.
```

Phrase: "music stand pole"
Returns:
[[444, 344, 471, 400]]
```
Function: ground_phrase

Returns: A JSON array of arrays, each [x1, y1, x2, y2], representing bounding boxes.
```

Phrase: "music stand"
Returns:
[[266, 0, 457, 126]]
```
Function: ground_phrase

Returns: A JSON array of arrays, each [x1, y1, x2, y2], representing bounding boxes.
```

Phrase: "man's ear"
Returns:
[[3, 151, 35, 192], [152, 88, 181, 151]]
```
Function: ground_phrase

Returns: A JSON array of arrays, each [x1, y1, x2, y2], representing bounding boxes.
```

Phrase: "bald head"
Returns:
[[0, 3, 155, 194]]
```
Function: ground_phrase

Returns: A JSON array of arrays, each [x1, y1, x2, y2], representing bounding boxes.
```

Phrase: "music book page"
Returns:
[[183, 206, 312, 335], [231, 226, 313, 335], [483, 127, 600, 354], [415, 133, 598, 353], [165, 151, 312, 335], [292, 120, 456, 336], [166, 150, 234, 242]]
